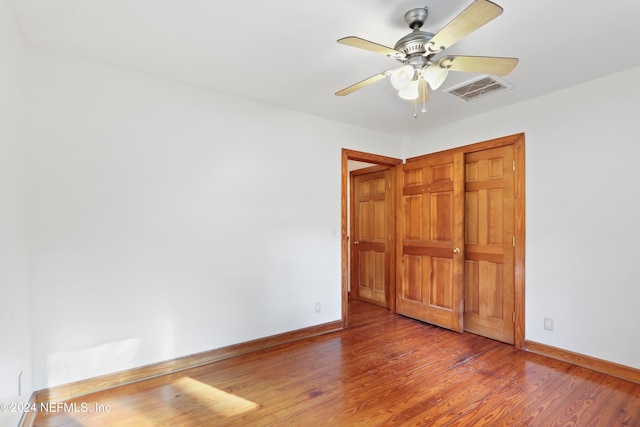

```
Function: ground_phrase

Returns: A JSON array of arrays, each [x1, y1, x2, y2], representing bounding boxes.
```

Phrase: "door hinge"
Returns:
[[512, 236, 516, 247], [389, 181, 391, 189], [513, 160, 516, 171], [513, 312, 516, 323]]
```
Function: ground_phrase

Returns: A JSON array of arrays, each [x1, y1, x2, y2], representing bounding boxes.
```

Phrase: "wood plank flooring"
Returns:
[[32, 300, 640, 426]]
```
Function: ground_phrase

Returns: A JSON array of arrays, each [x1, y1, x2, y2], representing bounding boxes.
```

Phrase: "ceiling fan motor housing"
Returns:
[[394, 7, 435, 66], [394, 30, 435, 57]]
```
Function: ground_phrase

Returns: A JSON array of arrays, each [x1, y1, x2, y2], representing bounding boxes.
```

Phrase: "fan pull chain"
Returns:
[[421, 81, 427, 114], [413, 79, 427, 118]]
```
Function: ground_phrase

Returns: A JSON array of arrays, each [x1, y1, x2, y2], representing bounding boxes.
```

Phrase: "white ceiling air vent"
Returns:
[[444, 75, 513, 102]]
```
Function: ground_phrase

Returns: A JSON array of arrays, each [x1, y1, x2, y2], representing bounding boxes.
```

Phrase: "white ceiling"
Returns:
[[9, 0, 640, 137]]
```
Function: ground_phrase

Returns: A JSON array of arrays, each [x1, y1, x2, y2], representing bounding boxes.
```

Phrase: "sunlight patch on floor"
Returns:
[[174, 377, 259, 417]]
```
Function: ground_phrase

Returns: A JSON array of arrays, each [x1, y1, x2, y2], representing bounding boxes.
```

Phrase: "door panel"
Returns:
[[464, 145, 515, 343], [352, 169, 390, 307], [396, 152, 465, 332]]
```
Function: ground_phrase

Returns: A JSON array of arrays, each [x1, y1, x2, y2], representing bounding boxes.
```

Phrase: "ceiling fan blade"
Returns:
[[338, 36, 405, 59], [335, 71, 392, 96], [427, 0, 503, 53], [410, 78, 430, 106], [438, 55, 518, 75]]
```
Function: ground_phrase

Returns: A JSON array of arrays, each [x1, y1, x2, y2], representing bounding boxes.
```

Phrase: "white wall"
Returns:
[[403, 66, 640, 369], [0, 0, 31, 425], [24, 48, 401, 390]]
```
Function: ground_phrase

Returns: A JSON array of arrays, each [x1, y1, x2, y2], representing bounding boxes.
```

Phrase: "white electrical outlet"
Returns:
[[315, 302, 321, 313], [544, 317, 554, 331]]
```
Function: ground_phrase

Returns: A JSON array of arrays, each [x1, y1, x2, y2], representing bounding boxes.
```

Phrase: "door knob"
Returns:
[[452, 247, 461, 254], [354, 241, 359, 245]]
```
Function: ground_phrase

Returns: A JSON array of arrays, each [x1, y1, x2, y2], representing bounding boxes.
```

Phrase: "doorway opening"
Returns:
[[341, 149, 402, 328]]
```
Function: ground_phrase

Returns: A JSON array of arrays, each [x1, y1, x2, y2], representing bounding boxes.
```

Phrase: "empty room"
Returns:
[[1, 0, 640, 426]]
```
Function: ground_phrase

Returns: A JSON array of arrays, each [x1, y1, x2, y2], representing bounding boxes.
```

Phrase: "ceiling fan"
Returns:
[[335, 0, 518, 112]]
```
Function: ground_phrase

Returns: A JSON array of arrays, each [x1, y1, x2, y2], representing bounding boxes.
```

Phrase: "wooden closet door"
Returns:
[[464, 145, 515, 343], [396, 152, 465, 332]]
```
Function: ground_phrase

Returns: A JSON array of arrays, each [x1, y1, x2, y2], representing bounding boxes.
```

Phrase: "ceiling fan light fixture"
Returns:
[[390, 65, 415, 90], [398, 80, 419, 100], [422, 64, 449, 90]]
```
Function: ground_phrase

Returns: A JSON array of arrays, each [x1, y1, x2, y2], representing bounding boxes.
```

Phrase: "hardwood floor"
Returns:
[[32, 300, 640, 426]]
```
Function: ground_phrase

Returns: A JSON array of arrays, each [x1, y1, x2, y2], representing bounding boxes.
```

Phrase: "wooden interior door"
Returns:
[[396, 152, 465, 332], [464, 145, 515, 343], [351, 168, 391, 307]]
